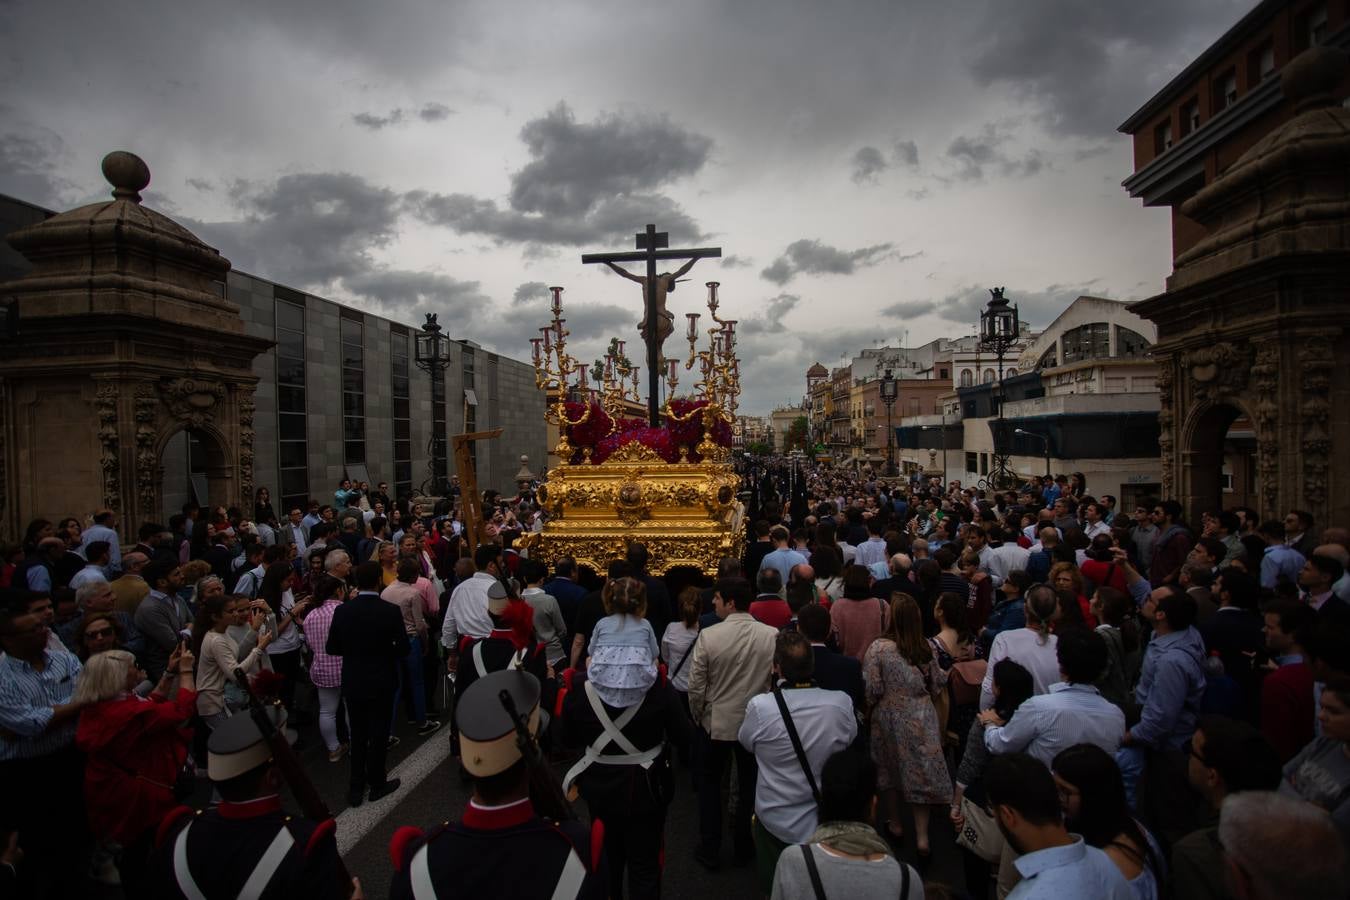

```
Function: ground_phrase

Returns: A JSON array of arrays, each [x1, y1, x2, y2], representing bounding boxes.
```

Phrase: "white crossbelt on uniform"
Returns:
[[562, 680, 661, 792]]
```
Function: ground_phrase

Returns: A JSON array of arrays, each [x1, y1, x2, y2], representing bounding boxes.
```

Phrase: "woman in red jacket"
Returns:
[[73, 644, 196, 893]]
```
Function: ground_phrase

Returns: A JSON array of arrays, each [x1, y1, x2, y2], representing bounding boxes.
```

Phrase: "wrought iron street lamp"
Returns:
[[1014, 428, 1052, 479], [979, 287, 1020, 491], [414, 313, 452, 495], [880, 367, 898, 477]]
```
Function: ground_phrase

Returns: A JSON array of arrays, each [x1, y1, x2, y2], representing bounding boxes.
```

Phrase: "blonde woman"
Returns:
[[74, 648, 195, 892], [979, 584, 1062, 709]]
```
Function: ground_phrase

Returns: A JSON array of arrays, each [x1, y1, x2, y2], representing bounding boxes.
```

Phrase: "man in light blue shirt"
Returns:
[[1258, 519, 1305, 590], [981, 628, 1125, 767], [79, 509, 122, 576], [757, 525, 808, 587], [985, 754, 1132, 899]]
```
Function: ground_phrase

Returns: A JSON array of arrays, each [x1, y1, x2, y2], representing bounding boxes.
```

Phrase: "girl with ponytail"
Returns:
[[978, 584, 1063, 710]]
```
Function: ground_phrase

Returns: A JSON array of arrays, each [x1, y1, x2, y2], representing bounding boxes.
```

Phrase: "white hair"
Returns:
[[324, 549, 351, 572], [75, 581, 112, 608], [71, 649, 135, 704], [1219, 792, 1347, 900]]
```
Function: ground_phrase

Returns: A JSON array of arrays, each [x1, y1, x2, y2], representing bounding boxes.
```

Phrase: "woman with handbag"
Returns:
[[862, 592, 951, 857], [73, 646, 196, 894]]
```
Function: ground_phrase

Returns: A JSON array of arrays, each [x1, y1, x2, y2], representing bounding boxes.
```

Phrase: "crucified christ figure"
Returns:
[[605, 257, 701, 354]]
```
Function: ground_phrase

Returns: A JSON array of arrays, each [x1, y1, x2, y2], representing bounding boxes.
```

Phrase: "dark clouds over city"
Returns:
[[0, 0, 1252, 411]]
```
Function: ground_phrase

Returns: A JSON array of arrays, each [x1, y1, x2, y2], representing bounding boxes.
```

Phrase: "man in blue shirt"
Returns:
[[757, 526, 807, 587], [79, 509, 123, 577], [1258, 519, 1305, 590], [985, 753, 1132, 899]]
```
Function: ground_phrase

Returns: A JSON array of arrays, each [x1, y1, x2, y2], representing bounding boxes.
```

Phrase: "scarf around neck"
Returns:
[[810, 820, 893, 858]]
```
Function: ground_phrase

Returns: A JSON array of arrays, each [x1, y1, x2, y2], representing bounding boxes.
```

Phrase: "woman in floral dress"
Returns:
[[864, 592, 952, 858]]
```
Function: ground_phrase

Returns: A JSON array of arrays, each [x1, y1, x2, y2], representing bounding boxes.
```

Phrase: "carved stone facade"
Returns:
[[0, 152, 273, 541], [1131, 48, 1350, 526]]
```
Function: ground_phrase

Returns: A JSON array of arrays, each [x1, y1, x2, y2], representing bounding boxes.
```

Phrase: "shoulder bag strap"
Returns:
[[800, 844, 828, 900], [899, 854, 910, 899], [773, 685, 821, 806], [669, 636, 696, 678]]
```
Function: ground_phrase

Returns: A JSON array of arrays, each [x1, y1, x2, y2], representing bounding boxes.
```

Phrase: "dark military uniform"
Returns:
[[390, 669, 606, 899], [148, 798, 345, 900], [145, 706, 347, 899]]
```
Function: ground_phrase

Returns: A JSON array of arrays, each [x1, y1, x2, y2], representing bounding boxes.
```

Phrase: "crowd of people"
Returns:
[[3, 462, 1350, 898]]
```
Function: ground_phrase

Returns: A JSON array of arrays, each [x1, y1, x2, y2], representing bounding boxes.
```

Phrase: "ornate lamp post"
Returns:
[[979, 287, 1019, 491], [880, 367, 898, 477], [414, 313, 452, 495]]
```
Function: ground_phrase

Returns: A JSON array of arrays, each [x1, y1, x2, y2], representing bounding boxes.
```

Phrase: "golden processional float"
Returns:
[[518, 283, 745, 576]]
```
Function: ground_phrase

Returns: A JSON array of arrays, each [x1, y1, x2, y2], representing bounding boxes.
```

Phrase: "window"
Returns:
[[275, 295, 308, 513], [1061, 322, 1111, 364], [1116, 326, 1152, 358], [1298, 4, 1328, 48], [1221, 464, 1234, 493], [1154, 120, 1173, 155], [1180, 98, 1200, 137], [461, 345, 476, 473], [391, 325, 412, 501], [340, 313, 365, 465], [1036, 345, 1059, 370], [959, 369, 973, 387], [979, 453, 989, 475], [965, 452, 978, 473], [982, 368, 996, 384], [938, 367, 949, 380], [1214, 68, 1237, 112]]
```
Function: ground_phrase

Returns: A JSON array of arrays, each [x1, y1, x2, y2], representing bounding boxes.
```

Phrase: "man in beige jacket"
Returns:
[[688, 576, 777, 870]]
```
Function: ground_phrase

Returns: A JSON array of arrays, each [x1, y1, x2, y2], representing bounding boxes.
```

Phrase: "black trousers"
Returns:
[[345, 690, 394, 792], [595, 803, 665, 900], [0, 747, 91, 899], [696, 732, 757, 857]]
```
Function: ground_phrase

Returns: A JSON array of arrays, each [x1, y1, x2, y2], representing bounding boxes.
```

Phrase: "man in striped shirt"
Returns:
[[979, 627, 1126, 767], [0, 601, 90, 897]]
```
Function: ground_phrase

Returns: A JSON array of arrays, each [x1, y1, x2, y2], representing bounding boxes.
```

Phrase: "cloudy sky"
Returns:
[[1, 0, 1252, 413]]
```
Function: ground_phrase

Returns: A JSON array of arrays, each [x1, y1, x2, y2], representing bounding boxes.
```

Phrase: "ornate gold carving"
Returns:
[[238, 394, 256, 509], [1299, 336, 1334, 515], [160, 376, 225, 427], [1250, 343, 1281, 516], [133, 384, 160, 518], [94, 381, 121, 512], [608, 441, 665, 463], [616, 481, 647, 527]]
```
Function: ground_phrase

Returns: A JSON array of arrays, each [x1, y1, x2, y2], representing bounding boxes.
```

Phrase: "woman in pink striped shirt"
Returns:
[[303, 575, 349, 763]]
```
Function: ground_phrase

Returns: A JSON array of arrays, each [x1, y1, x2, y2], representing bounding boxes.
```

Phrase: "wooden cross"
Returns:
[[452, 428, 502, 553], [582, 224, 721, 426]]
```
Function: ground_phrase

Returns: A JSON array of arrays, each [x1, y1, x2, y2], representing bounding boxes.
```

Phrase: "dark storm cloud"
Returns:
[[469, 300, 638, 362], [945, 125, 1047, 181], [740, 294, 801, 336], [512, 281, 552, 306], [761, 239, 913, 286], [893, 140, 919, 167], [407, 102, 710, 248], [507, 102, 712, 217], [851, 146, 887, 184], [186, 172, 402, 288], [408, 189, 703, 248], [418, 102, 453, 122], [969, 0, 1249, 137], [353, 103, 453, 130], [882, 299, 938, 318], [720, 255, 753, 269], [343, 268, 489, 318], [936, 282, 1109, 326], [0, 129, 72, 208]]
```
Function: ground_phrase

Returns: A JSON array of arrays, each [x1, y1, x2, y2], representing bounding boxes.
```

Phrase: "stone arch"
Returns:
[[155, 423, 232, 521], [1179, 398, 1251, 525]]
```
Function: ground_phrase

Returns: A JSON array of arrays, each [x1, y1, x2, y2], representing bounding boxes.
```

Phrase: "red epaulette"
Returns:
[[155, 805, 194, 848], [589, 818, 605, 871], [388, 825, 425, 871], [555, 667, 577, 717], [305, 818, 337, 857]]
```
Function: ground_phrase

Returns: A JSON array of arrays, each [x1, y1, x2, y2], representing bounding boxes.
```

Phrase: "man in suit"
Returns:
[[796, 602, 863, 710], [327, 560, 409, 807], [1180, 563, 1219, 626], [1201, 569, 1264, 719], [1300, 551, 1350, 625], [687, 577, 777, 870], [542, 556, 588, 629], [280, 507, 310, 556]]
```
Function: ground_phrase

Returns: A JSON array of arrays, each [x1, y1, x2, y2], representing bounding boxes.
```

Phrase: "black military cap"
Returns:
[[456, 669, 541, 777]]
